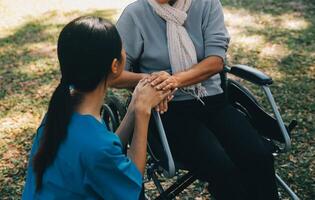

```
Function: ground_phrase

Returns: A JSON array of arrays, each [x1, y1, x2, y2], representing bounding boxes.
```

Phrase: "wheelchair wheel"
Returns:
[[101, 95, 127, 132]]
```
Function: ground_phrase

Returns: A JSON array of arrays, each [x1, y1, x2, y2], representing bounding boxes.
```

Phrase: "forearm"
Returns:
[[127, 111, 150, 175], [109, 70, 148, 89], [174, 56, 224, 88], [115, 106, 135, 147]]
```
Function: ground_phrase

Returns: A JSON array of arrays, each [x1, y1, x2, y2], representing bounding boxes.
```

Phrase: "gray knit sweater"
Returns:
[[117, 0, 230, 101]]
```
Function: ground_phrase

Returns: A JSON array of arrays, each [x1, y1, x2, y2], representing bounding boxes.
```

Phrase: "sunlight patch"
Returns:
[[35, 81, 59, 99], [0, 0, 135, 30], [28, 42, 56, 58], [309, 62, 315, 77], [232, 35, 265, 50], [227, 26, 242, 35], [280, 14, 309, 30], [224, 8, 310, 32], [259, 43, 291, 61], [17, 58, 58, 77], [0, 28, 14, 39], [224, 8, 264, 29], [0, 113, 34, 133], [263, 68, 284, 80]]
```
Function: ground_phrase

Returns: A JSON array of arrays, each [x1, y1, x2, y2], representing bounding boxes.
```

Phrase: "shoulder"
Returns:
[[194, 0, 221, 4], [192, 0, 221, 9], [191, 0, 223, 20], [81, 130, 123, 168], [69, 114, 122, 157], [83, 133, 124, 171], [120, 0, 147, 18], [117, 0, 150, 33]]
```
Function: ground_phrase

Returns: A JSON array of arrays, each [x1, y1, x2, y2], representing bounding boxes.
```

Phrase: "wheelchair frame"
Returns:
[[103, 64, 300, 200]]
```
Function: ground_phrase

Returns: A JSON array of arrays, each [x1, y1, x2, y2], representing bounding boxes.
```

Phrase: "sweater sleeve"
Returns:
[[202, 0, 230, 60], [116, 8, 144, 71]]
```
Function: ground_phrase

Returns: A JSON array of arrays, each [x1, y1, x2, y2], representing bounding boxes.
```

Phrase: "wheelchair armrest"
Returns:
[[224, 65, 292, 152], [225, 64, 273, 86]]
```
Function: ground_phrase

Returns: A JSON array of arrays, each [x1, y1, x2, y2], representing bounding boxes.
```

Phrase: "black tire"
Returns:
[[101, 104, 119, 132], [101, 95, 127, 131]]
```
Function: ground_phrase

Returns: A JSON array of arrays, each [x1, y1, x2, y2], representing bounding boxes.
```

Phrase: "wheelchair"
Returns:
[[102, 64, 299, 200]]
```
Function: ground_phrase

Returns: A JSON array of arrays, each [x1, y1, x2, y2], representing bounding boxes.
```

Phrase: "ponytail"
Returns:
[[33, 80, 76, 191]]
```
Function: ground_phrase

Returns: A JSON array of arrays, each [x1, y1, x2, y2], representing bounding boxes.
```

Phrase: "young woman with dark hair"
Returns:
[[22, 16, 172, 199]]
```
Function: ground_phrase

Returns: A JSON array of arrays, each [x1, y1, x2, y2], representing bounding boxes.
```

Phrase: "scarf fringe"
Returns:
[[180, 85, 208, 105]]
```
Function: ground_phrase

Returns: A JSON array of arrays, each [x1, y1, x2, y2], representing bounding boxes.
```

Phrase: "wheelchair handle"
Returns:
[[152, 111, 176, 178]]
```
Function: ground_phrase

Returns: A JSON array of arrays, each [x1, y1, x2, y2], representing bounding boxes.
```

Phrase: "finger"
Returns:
[[139, 76, 149, 84], [148, 75, 158, 83], [160, 100, 167, 113], [156, 79, 169, 90], [166, 88, 177, 102], [162, 83, 174, 91], [168, 95, 174, 101], [151, 76, 164, 86], [171, 87, 178, 94], [159, 89, 172, 100], [162, 98, 168, 113], [155, 106, 159, 112], [159, 102, 164, 113], [137, 78, 147, 87], [163, 78, 178, 90], [139, 77, 146, 82], [167, 88, 178, 97], [148, 74, 158, 82]]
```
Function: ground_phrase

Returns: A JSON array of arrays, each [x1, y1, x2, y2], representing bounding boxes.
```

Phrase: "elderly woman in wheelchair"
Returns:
[[105, 0, 299, 199]]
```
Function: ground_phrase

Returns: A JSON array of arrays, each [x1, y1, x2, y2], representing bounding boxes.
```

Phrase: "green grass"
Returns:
[[0, 0, 314, 199]]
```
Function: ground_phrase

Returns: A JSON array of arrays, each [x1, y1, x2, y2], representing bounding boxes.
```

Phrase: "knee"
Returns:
[[244, 145, 274, 167], [199, 151, 240, 181]]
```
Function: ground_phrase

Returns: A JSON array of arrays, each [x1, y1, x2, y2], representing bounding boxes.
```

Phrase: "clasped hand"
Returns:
[[148, 71, 179, 114], [132, 71, 178, 115]]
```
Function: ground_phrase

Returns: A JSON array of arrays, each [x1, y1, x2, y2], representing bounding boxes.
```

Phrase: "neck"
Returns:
[[169, 0, 176, 6], [75, 85, 106, 122]]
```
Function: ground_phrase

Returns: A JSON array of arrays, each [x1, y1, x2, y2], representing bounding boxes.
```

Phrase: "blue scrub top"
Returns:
[[22, 113, 142, 200]]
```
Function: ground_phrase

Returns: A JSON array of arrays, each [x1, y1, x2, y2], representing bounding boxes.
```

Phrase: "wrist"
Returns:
[[126, 103, 135, 117], [172, 74, 182, 88], [134, 103, 151, 117], [141, 73, 150, 80]]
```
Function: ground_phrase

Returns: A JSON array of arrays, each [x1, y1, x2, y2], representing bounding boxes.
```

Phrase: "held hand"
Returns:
[[148, 71, 180, 91], [155, 88, 177, 114], [147, 71, 180, 114], [148, 71, 171, 87], [155, 75, 180, 91], [132, 78, 171, 115]]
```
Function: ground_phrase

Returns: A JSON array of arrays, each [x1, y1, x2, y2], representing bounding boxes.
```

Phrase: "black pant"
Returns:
[[158, 93, 279, 200]]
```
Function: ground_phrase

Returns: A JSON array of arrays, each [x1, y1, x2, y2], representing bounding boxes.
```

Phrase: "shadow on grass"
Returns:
[[0, 9, 118, 100], [222, 0, 315, 16]]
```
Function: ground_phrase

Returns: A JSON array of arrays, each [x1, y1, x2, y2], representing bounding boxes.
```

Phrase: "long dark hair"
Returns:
[[33, 16, 122, 191]]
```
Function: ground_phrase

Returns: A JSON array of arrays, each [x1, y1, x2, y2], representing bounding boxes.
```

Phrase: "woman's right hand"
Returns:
[[131, 78, 172, 115]]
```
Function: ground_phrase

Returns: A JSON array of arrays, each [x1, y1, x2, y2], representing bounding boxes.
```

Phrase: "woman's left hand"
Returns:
[[148, 71, 180, 90], [149, 71, 171, 87], [155, 75, 180, 91], [148, 71, 180, 114]]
